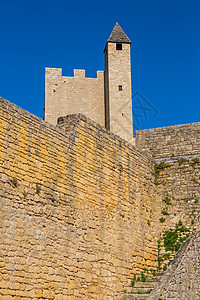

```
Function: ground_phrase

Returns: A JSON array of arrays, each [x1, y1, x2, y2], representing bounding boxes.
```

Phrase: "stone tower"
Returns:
[[44, 23, 134, 143], [104, 23, 133, 142]]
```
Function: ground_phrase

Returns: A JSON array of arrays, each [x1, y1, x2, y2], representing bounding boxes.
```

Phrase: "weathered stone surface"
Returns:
[[135, 122, 200, 160], [148, 227, 200, 299], [0, 96, 200, 299], [0, 97, 159, 299]]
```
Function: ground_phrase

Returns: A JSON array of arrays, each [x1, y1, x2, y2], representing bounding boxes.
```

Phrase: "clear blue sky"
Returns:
[[1, 0, 199, 132]]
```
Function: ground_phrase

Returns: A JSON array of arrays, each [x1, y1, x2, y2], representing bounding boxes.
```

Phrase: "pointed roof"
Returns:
[[107, 22, 131, 44]]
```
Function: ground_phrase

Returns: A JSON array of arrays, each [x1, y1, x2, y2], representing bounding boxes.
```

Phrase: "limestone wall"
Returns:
[[148, 227, 200, 300], [135, 122, 200, 160], [120, 156, 200, 296], [0, 97, 161, 299], [44, 68, 105, 127]]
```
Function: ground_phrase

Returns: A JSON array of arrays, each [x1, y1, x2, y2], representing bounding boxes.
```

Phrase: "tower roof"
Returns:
[[107, 22, 131, 44]]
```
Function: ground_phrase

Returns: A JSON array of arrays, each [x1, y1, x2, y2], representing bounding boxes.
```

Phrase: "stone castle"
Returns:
[[0, 23, 200, 299], [44, 23, 133, 143]]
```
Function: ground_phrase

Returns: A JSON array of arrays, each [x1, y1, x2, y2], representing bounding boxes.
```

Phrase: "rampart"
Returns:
[[135, 122, 200, 161], [0, 97, 161, 299], [1, 97, 200, 299]]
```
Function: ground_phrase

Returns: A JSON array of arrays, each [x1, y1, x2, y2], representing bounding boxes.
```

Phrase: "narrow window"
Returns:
[[116, 43, 122, 50], [118, 85, 122, 91]]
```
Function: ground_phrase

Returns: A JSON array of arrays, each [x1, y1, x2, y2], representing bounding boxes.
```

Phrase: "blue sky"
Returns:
[[0, 0, 199, 132]]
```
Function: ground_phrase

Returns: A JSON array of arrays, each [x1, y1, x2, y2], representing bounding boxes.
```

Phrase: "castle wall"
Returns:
[[135, 122, 200, 160], [0, 97, 161, 299], [45, 68, 105, 127], [154, 159, 200, 271]]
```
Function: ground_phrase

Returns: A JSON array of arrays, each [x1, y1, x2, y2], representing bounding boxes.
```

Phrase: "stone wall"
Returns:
[[151, 158, 200, 272], [0, 97, 161, 299], [148, 226, 200, 300], [135, 122, 200, 161], [1, 97, 200, 299], [44, 68, 105, 127]]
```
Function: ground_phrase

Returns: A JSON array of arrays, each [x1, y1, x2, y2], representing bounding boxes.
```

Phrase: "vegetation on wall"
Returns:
[[157, 221, 191, 271], [154, 162, 170, 185]]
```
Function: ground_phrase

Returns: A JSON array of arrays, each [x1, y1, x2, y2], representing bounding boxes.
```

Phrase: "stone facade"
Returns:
[[0, 95, 200, 299], [44, 23, 134, 143], [135, 122, 200, 161], [0, 97, 161, 299], [45, 68, 105, 127]]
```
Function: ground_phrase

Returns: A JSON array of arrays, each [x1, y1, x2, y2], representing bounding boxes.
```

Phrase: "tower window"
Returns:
[[118, 85, 122, 91], [116, 43, 122, 50]]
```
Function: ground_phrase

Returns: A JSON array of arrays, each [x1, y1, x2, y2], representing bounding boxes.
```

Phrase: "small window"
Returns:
[[116, 43, 122, 50], [118, 85, 122, 91]]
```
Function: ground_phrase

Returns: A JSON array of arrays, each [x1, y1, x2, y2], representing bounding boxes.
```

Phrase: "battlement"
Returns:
[[45, 67, 105, 126], [45, 67, 62, 78], [45, 67, 104, 79]]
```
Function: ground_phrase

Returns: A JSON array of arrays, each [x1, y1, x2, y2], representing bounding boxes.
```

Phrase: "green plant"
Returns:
[[131, 279, 135, 287], [178, 158, 189, 165], [162, 253, 171, 260], [163, 197, 172, 205], [50, 197, 55, 203], [150, 269, 156, 276], [163, 264, 167, 271], [157, 240, 162, 270], [131, 275, 136, 287], [156, 221, 191, 271], [194, 199, 199, 204], [141, 272, 146, 282], [161, 209, 169, 215], [191, 219, 195, 225], [191, 157, 200, 165], [159, 217, 165, 223], [154, 162, 170, 184], [163, 222, 190, 252], [36, 183, 41, 194], [147, 219, 150, 226], [137, 290, 151, 294], [177, 220, 182, 226], [143, 267, 148, 273]]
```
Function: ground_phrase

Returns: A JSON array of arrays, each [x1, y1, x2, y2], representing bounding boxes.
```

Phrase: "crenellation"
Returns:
[[45, 67, 62, 78], [73, 69, 85, 78], [44, 23, 134, 143]]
